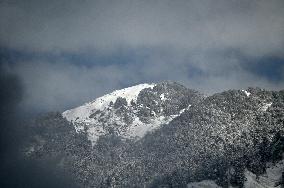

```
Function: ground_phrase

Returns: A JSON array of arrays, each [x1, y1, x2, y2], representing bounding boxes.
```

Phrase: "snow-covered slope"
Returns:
[[62, 82, 201, 145], [244, 159, 284, 188], [63, 83, 155, 124], [187, 180, 221, 188], [186, 160, 284, 188]]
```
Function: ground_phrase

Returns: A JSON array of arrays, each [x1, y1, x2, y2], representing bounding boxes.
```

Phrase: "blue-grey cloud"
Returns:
[[2, 49, 283, 113], [0, 0, 283, 112]]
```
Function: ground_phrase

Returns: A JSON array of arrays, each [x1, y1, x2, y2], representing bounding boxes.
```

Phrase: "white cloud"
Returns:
[[3, 52, 283, 112]]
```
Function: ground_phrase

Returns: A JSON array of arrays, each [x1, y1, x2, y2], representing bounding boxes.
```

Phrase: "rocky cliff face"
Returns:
[[24, 82, 284, 188]]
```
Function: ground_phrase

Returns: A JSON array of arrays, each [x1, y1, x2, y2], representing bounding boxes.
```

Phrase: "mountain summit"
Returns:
[[63, 81, 203, 145]]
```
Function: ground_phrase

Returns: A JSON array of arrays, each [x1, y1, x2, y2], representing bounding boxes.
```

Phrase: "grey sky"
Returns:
[[0, 0, 283, 55], [0, 0, 283, 112]]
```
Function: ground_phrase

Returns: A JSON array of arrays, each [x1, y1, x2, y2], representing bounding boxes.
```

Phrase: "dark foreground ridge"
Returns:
[[24, 82, 284, 187]]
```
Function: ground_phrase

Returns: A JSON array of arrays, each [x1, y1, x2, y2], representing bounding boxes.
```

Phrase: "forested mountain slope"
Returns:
[[24, 82, 284, 188]]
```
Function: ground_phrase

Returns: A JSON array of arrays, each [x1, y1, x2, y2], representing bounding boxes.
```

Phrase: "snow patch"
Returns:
[[125, 115, 174, 139], [187, 180, 221, 188], [260, 102, 273, 112], [160, 93, 167, 101], [242, 90, 251, 97], [187, 159, 284, 188], [179, 104, 192, 114], [244, 159, 284, 188]]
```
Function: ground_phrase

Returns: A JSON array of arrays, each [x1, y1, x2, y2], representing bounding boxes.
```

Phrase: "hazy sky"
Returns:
[[0, 0, 284, 112]]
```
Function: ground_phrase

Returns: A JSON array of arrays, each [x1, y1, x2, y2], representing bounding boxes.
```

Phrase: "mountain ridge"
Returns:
[[24, 82, 284, 188]]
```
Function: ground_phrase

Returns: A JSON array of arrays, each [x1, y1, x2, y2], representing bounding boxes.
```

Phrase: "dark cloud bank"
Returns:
[[0, 66, 79, 187], [0, 0, 283, 113], [0, 0, 284, 187]]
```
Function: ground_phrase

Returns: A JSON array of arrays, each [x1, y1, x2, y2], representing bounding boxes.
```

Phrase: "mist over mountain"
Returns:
[[1, 1, 284, 187], [0, 67, 79, 188], [22, 81, 284, 188]]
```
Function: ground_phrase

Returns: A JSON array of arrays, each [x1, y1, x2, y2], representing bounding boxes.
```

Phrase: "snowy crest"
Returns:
[[63, 82, 201, 145]]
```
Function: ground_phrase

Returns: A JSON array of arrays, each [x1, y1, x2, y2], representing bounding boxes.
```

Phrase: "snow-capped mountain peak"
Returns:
[[63, 83, 155, 123], [62, 82, 202, 145]]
